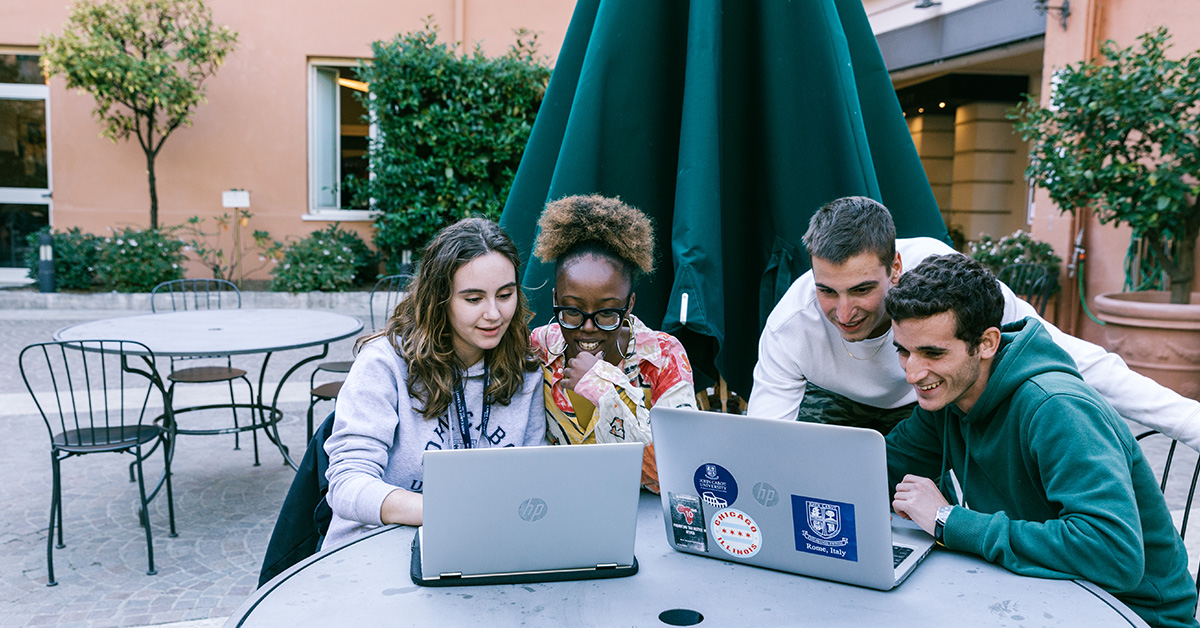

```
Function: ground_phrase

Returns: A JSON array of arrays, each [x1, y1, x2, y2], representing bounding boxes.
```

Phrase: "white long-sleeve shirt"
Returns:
[[748, 237, 1200, 451]]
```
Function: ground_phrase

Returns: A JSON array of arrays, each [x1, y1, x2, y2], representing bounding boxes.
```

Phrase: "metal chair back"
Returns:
[[369, 273, 412, 330], [21, 340, 164, 446], [1135, 430, 1200, 606], [19, 339, 174, 584], [151, 278, 242, 313], [151, 279, 242, 366], [996, 263, 1055, 316]]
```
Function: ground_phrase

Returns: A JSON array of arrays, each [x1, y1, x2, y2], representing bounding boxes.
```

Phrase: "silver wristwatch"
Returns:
[[933, 505, 954, 547]]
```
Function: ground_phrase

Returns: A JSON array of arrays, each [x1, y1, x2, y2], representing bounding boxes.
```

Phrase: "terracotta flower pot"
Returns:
[[1092, 291, 1200, 400]]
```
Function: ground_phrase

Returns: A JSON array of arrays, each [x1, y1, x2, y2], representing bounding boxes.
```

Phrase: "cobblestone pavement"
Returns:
[[0, 308, 360, 628], [0, 306, 1197, 626]]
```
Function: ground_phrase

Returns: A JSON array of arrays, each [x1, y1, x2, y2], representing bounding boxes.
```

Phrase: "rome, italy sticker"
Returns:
[[693, 462, 738, 510], [711, 508, 762, 558], [667, 493, 708, 552], [791, 495, 858, 562]]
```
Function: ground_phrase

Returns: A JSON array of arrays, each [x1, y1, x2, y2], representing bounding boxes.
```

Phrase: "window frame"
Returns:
[[0, 48, 53, 269], [306, 59, 377, 221]]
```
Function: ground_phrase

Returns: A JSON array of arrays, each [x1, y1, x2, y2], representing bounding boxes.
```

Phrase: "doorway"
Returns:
[[0, 53, 51, 269]]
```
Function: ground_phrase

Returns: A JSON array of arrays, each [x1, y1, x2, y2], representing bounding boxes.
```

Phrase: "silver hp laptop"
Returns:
[[411, 442, 644, 586], [651, 407, 934, 590]]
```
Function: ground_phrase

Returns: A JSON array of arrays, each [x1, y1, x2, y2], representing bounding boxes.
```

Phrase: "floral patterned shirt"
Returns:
[[530, 315, 696, 491]]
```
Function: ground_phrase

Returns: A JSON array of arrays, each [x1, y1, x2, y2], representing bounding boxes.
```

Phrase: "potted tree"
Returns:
[[40, 0, 237, 229], [1012, 28, 1200, 397]]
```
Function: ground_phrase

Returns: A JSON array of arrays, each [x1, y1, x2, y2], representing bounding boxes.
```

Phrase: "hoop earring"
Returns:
[[546, 314, 567, 359], [619, 316, 636, 360]]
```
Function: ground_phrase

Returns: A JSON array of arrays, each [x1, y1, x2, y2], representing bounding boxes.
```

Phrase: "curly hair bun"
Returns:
[[533, 194, 655, 274]]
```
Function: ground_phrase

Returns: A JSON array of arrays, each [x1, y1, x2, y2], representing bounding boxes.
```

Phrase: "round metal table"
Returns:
[[55, 309, 363, 469], [229, 493, 1148, 627]]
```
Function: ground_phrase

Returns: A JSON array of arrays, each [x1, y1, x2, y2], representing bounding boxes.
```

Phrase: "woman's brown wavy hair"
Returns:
[[356, 218, 538, 420]]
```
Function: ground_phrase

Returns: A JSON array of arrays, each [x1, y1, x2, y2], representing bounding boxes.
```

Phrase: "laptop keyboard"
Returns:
[[892, 545, 914, 568]]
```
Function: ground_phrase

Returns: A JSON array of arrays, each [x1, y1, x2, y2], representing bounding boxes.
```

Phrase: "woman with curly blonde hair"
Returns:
[[531, 195, 696, 492], [323, 218, 545, 548]]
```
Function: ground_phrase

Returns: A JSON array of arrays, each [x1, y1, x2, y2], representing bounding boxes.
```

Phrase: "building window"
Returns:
[[308, 62, 371, 215]]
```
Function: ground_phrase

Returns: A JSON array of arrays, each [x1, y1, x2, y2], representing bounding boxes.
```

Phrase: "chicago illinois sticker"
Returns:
[[711, 508, 762, 558]]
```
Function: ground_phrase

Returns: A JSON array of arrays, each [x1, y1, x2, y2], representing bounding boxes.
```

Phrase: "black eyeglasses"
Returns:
[[553, 296, 632, 331]]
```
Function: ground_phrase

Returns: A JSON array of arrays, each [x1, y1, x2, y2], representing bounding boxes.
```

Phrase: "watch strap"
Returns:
[[933, 505, 954, 547]]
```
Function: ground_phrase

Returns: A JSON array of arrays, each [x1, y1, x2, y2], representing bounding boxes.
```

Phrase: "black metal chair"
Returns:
[[307, 273, 412, 439], [20, 339, 177, 586], [151, 279, 257, 459], [996, 263, 1056, 316], [1135, 430, 1200, 608]]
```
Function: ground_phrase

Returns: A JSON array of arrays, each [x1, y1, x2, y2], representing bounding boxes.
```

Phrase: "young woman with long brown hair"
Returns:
[[322, 218, 545, 548]]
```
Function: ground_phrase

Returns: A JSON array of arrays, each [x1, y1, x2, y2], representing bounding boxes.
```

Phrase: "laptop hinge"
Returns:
[[439, 572, 463, 579], [595, 563, 618, 570]]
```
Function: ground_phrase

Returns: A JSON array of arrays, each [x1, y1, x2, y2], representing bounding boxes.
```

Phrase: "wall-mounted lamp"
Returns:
[[914, 0, 941, 8], [1034, 0, 1070, 30]]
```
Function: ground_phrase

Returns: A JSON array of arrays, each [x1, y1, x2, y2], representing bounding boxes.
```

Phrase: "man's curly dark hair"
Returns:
[[884, 254, 1004, 349], [533, 194, 655, 281]]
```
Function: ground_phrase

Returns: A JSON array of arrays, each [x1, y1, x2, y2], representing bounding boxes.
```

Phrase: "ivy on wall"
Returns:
[[351, 20, 552, 272]]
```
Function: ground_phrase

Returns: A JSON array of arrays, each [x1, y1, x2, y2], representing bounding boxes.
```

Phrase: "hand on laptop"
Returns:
[[892, 475, 949, 536]]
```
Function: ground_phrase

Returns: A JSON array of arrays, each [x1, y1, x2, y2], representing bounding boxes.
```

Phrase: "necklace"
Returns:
[[841, 329, 891, 361]]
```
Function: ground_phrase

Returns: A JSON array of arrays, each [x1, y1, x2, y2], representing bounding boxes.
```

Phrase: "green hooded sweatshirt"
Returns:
[[886, 318, 1197, 628]]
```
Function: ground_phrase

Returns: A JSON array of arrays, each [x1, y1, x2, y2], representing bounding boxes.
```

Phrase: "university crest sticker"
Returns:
[[791, 495, 858, 562], [693, 462, 738, 509]]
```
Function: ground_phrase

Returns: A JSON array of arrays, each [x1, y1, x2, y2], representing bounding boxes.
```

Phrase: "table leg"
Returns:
[[255, 344, 333, 471], [134, 355, 175, 505]]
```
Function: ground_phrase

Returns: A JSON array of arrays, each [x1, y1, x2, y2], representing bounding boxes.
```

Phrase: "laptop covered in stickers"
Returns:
[[411, 442, 644, 586], [650, 407, 935, 590]]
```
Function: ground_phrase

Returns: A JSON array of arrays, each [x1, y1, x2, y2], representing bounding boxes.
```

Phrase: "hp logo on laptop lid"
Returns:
[[518, 498, 548, 522]]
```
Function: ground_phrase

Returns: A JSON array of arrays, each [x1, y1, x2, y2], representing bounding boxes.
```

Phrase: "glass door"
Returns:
[[0, 53, 51, 268]]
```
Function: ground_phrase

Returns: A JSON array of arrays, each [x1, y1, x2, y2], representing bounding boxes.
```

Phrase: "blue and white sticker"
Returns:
[[711, 508, 762, 558], [791, 495, 858, 562], [694, 463, 738, 509]]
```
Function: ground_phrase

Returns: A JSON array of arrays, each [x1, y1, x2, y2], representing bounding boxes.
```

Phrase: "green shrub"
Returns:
[[271, 224, 377, 293], [350, 21, 551, 267], [372, 210, 444, 275], [968, 230, 1062, 293], [97, 227, 186, 292], [23, 227, 103, 290]]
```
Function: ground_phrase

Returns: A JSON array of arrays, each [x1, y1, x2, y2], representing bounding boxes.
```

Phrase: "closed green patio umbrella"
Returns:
[[500, 0, 947, 396]]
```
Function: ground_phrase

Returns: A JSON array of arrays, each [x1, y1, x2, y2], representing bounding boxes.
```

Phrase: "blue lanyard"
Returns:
[[452, 361, 490, 449]]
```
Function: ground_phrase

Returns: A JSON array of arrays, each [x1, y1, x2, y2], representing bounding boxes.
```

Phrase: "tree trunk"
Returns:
[[146, 150, 159, 229], [1169, 219, 1199, 305]]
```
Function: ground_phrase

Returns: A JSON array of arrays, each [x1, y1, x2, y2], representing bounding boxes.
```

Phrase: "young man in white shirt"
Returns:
[[748, 196, 1200, 449]]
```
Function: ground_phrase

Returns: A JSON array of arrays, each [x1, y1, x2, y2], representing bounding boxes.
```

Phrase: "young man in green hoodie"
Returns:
[[885, 254, 1197, 628]]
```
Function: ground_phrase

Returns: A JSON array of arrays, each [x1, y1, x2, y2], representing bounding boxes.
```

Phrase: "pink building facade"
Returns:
[[0, 0, 575, 276], [5, 0, 1200, 353]]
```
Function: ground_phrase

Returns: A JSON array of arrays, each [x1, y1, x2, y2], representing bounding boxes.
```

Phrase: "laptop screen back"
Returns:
[[651, 407, 906, 590], [420, 443, 643, 578]]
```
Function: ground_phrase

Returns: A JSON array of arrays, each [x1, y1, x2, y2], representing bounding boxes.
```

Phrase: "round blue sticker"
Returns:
[[693, 463, 738, 509]]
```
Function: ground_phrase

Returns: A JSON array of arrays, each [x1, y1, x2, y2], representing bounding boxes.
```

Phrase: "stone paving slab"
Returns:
[[2, 397, 314, 627], [1, 305, 358, 628]]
